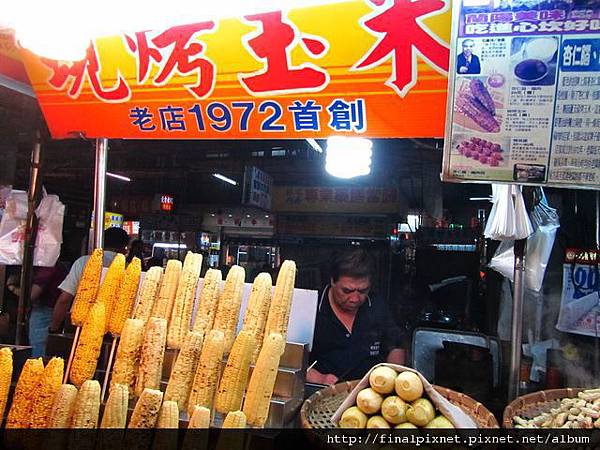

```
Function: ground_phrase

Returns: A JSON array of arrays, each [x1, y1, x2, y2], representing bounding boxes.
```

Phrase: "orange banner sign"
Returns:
[[20, 0, 451, 140]]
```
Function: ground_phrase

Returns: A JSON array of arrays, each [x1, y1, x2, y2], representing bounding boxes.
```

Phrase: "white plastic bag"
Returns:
[[0, 189, 65, 266], [489, 189, 559, 292], [484, 185, 533, 241]]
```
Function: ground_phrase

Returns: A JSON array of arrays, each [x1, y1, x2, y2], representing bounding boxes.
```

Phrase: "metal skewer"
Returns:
[[101, 335, 119, 400]]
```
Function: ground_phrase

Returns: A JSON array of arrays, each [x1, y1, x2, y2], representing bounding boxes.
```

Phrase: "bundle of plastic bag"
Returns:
[[484, 185, 533, 241]]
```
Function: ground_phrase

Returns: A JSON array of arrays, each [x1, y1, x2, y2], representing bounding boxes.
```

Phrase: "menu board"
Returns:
[[442, 0, 600, 189]]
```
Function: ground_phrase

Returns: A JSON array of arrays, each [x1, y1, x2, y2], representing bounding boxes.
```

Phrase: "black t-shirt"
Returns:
[[309, 285, 407, 381]]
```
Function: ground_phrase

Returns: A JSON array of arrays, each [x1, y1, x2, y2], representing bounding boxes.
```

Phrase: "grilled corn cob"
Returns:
[[101, 383, 129, 428], [188, 330, 225, 415], [30, 357, 65, 428], [263, 260, 296, 345], [128, 388, 163, 428], [215, 330, 255, 414], [111, 318, 144, 394], [108, 257, 142, 336], [132, 266, 163, 323], [243, 333, 285, 427], [167, 253, 202, 349], [222, 410, 247, 428], [156, 400, 179, 428], [6, 358, 44, 428], [242, 272, 272, 363], [70, 301, 106, 387], [192, 269, 222, 337], [70, 379, 101, 428], [152, 259, 182, 320], [135, 317, 167, 396], [213, 265, 245, 353], [70, 248, 103, 326], [0, 347, 13, 421], [188, 406, 211, 428], [165, 331, 203, 410], [48, 384, 78, 428], [97, 253, 126, 332]]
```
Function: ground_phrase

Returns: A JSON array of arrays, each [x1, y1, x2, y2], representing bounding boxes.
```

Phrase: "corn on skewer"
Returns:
[[69, 301, 106, 387], [164, 331, 203, 410], [70, 379, 101, 428], [188, 406, 211, 428], [108, 257, 142, 336], [192, 269, 222, 337], [48, 384, 78, 428], [243, 332, 285, 427], [101, 383, 129, 428], [132, 266, 163, 323], [135, 317, 167, 396], [215, 330, 255, 414], [222, 410, 247, 428], [188, 329, 225, 415], [152, 259, 182, 321], [6, 358, 44, 428], [242, 272, 272, 363], [128, 388, 163, 428], [156, 400, 179, 428], [263, 260, 296, 345], [182, 406, 210, 450], [97, 253, 126, 332], [70, 248, 103, 327], [213, 265, 245, 353], [30, 357, 65, 428], [111, 318, 145, 395], [0, 347, 13, 421]]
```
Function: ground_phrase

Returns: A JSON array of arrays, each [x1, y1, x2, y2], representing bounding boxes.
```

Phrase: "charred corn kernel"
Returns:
[[97, 253, 126, 332], [128, 388, 163, 428], [70, 380, 101, 428], [48, 384, 78, 428], [242, 272, 272, 363], [30, 357, 65, 428], [6, 358, 44, 428], [165, 331, 203, 410], [111, 318, 144, 394], [70, 301, 106, 387], [0, 347, 13, 421], [263, 260, 296, 345], [152, 259, 182, 320], [167, 253, 202, 349], [213, 265, 245, 353], [243, 333, 285, 427], [188, 406, 211, 428], [222, 411, 247, 428], [71, 248, 103, 326], [101, 383, 129, 428], [192, 269, 222, 337], [156, 400, 179, 428], [215, 330, 255, 414], [188, 330, 225, 415], [108, 257, 142, 336], [135, 317, 167, 396], [132, 266, 163, 323]]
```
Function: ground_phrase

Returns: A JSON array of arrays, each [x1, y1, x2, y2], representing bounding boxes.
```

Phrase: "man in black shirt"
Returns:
[[307, 249, 407, 385]]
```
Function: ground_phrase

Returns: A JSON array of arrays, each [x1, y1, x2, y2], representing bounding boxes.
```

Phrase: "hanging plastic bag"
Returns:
[[489, 188, 559, 292], [484, 185, 514, 240], [0, 189, 65, 266]]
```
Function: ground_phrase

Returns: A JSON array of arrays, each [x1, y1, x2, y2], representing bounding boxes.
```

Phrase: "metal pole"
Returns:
[[16, 134, 43, 345], [595, 192, 599, 381], [92, 138, 108, 249], [508, 238, 527, 401]]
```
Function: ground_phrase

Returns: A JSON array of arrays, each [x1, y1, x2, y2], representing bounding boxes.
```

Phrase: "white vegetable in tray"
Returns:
[[406, 398, 435, 427], [394, 371, 423, 402], [369, 366, 397, 394], [367, 416, 391, 429], [381, 396, 408, 425], [356, 388, 383, 415], [339, 406, 368, 428]]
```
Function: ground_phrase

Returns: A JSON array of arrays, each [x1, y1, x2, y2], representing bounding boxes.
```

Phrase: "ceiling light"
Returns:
[[106, 172, 131, 182], [246, 215, 251, 218], [153, 243, 187, 249], [469, 197, 493, 201], [265, 215, 270, 218], [325, 136, 372, 179], [306, 138, 323, 153], [213, 173, 237, 186], [210, 213, 215, 217]]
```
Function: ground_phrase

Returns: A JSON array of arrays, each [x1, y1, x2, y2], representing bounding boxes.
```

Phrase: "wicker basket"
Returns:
[[300, 380, 499, 429], [502, 388, 585, 428]]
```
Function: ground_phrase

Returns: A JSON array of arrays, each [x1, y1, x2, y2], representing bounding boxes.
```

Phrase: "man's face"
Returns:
[[330, 276, 371, 313], [462, 41, 474, 57]]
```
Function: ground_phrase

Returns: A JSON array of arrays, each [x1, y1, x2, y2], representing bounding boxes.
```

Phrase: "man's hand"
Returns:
[[386, 348, 406, 365], [306, 367, 338, 385], [459, 66, 468, 74]]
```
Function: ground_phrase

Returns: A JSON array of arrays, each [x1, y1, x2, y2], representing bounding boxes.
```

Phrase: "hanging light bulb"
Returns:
[[325, 136, 372, 179]]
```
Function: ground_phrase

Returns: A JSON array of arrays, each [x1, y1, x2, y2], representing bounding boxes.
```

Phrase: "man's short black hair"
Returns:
[[104, 227, 129, 251], [330, 248, 374, 283]]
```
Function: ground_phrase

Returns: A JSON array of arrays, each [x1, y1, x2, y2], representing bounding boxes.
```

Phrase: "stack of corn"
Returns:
[[135, 317, 168, 396], [241, 272, 272, 363], [96, 253, 126, 332], [188, 329, 225, 414], [167, 252, 202, 349], [263, 260, 296, 347], [164, 331, 203, 410], [29, 357, 65, 428], [132, 266, 163, 324], [212, 265, 245, 353], [0, 347, 13, 420], [111, 318, 145, 394], [6, 358, 44, 428], [192, 268, 222, 337], [70, 301, 106, 387], [70, 248, 103, 326], [108, 257, 142, 336], [152, 260, 182, 321]]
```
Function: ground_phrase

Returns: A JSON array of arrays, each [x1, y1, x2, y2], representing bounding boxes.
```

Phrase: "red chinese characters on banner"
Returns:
[[240, 11, 330, 95], [354, 0, 450, 97], [125, 23, 216, 99], [42, 43, 130, 102]]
